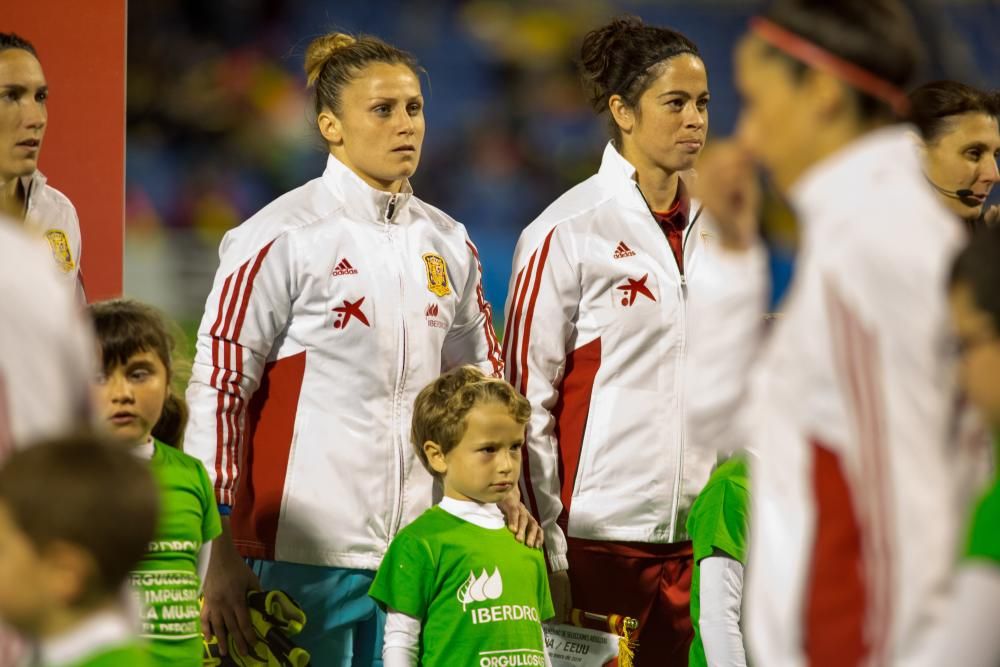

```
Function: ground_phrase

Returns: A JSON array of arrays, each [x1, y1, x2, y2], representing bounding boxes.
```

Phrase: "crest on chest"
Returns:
[[422, 253, 451, 297]]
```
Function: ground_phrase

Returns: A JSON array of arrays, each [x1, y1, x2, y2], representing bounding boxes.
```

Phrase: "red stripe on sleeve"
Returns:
[[852, 309, 893, 662], [517, 229, 556, 397], [825, 281, 893, 662], [465, 241, 503, 377], [210, 271, 237, 498], [219, 241, 277, 504], [505, 253, 537, 392], [502, 266, 526, 367], [217, 263, 249, 504]]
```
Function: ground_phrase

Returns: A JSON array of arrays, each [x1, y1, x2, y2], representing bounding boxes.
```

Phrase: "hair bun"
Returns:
[[579, 16, 644, 101], [304, 32, 357, 86]]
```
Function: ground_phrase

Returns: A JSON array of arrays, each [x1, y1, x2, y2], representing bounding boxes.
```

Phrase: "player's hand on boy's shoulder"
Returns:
[[497, 486, 543, 549]]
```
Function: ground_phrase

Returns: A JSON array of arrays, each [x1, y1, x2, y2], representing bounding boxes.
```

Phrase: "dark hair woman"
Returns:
[[910, 80, 1000, 228], [504, 15, 717, 664]]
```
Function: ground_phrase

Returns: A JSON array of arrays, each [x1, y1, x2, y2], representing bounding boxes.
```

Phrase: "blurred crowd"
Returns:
[[123, 0, 997, 326]]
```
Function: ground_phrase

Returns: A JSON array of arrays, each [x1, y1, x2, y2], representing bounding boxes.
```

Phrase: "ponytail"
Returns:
[[152, 392, 188, 449]]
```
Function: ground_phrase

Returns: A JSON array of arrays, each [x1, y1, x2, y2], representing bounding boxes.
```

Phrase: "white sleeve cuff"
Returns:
[[699, 556, 747, 667], [383, 608, 421, 667], [547, 553, 569, 572]]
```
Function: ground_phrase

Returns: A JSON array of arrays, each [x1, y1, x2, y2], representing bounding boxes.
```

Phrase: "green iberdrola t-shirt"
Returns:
[[48, 641, 153, 667], [129, 440, 222, 666], [686, 455, 750, 667], [369, 505, 555, 667], [966, 435, 1000, 564]]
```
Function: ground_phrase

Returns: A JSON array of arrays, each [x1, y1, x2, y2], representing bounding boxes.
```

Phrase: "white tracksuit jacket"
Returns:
[[504, 142, 717, 571], [0, 218, 93, 454], [686, 126, 974, 666], [22, 170, 85, 301], [184, 155, 503, 570]]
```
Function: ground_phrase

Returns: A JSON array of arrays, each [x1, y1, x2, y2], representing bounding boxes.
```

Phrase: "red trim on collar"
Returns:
[[652, 179, 691, 232]]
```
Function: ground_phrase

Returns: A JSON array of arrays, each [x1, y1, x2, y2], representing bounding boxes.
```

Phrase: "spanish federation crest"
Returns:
[[422, 252, 451, 297], [44, 230, 75, 273]]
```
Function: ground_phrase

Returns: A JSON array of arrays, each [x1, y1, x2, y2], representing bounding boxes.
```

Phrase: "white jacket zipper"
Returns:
[[668, 277, 687, 542], [384, 194, 407, 541], [668, 206, 704, 541], [635, 184, 691, 541]]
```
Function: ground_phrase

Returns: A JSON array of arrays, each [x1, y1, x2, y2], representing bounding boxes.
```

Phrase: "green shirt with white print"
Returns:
[[370, 505, 554, 667]]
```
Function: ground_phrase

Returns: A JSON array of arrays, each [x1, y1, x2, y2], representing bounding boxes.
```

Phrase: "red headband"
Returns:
[[749, 17, 910, 116]]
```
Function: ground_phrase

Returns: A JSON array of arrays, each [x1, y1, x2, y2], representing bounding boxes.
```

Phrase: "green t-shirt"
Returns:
[[686, 456, 751, 667], [129, 440, 222, 667], [369, 505, 555, 667], [965, 437, 1000, 564], [48, 641, 152, 667]]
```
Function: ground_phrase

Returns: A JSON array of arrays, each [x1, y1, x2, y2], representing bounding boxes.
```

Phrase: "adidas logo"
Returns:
[[331, 258, 358, 276], [458, 568, 503, 611], [425, 303, 439, 317], [613, 241, 636, 258]]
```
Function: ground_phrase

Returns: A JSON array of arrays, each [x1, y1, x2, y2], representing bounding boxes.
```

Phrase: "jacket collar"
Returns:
[[596, 141, 698, 220], [597, 141, 639, 190], [18, 169, 46, 213], [320, 154, 413, 225], [788, 125, 917, 229]]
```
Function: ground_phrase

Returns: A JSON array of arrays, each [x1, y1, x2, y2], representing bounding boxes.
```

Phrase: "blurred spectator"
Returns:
[[0, 218, 93, 456], [0, 435, 159, 667]]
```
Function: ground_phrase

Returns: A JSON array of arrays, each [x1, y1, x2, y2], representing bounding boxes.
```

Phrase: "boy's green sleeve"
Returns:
[[688, 481, 750, 565], [197, 461, 223, 543], [967, 485, 1000, 564], [369, 532, 435, 619]]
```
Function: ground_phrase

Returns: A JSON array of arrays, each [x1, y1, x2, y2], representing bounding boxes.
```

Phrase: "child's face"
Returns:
[[94, 349, 169, 446], [427, 402, 525, 504], [0, 502, 51, 633]]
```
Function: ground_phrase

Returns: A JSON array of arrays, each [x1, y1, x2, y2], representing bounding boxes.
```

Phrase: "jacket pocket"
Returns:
[[570, 385, 675, 526]]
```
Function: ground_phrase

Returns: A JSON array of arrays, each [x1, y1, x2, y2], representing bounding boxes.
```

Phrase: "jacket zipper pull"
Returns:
[[385, 194, 398, 223]]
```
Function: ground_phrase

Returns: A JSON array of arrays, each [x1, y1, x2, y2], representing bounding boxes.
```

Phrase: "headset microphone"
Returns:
[[925, 176, 977, 201]]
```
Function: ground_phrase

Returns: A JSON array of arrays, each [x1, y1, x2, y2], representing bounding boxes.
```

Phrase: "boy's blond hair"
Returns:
[[411, 366, 531, 475]]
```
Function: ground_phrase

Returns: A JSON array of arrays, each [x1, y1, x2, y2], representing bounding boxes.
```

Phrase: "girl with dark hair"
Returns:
[[687, 1, 974, 665], [184, 31, 529, 666], [88, 298, 220, 667], [910, 80, 1000, 228], [504, 16, 716, 664]]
